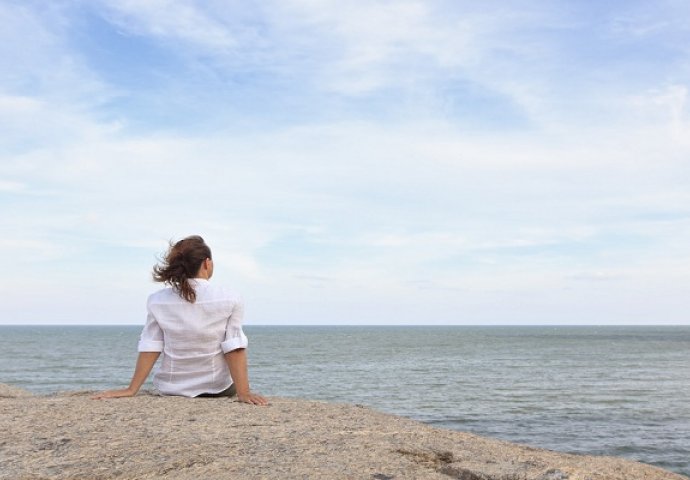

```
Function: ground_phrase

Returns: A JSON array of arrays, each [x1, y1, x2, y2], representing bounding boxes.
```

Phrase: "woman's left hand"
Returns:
[[92, 388, 136, 400]]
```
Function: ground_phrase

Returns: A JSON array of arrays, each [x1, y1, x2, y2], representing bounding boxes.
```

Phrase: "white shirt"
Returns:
[[138, 278, 248, 397]]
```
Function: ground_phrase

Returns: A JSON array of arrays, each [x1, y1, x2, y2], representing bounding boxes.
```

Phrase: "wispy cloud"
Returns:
[[99, 0, 239, 50]]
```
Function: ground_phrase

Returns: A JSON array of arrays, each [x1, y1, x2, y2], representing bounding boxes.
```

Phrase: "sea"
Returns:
[[1, 325, 688, 477]]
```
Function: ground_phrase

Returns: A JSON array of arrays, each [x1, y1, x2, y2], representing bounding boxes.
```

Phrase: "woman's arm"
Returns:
[[92, 352, 160, 399], [225, 348, 268, 405]]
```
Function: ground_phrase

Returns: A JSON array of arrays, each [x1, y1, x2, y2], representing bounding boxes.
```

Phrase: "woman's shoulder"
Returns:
[[146, 286, 177, 305], [201, 283, 243, 304]]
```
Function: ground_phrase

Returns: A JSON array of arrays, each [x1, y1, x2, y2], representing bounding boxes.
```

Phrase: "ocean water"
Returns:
[[1, 325, 688, 477]]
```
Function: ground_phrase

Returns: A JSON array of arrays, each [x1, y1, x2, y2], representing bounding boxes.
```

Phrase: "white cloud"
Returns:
[[652, 84, 690, 145], [0, 94, 42, 113], [0, 179, 26, 193], [0, 2, 110, 100], [566, 271, 623, 282]]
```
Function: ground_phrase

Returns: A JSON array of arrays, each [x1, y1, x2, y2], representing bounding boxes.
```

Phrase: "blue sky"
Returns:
[[1, 0, 689, 325]]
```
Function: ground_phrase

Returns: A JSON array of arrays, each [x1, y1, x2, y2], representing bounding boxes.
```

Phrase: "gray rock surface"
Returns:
[[0, 383, 33, 398], [0, 384, 686, 480]]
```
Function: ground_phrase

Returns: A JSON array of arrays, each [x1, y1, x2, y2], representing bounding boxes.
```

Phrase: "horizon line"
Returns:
[[1, 323, 688, 327]]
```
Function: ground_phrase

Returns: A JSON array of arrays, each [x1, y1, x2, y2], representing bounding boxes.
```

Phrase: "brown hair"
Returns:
[[152, 235, 212, 303]]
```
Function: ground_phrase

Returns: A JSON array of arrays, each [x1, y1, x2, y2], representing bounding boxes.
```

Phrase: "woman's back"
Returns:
[[141, 278, 248, 396]]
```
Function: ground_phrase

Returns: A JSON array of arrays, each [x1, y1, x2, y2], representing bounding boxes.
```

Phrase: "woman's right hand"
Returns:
[[92, 388, 136, 400]]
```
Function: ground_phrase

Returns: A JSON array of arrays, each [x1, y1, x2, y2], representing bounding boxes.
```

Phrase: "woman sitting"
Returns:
[[94, 235, 267, 405]]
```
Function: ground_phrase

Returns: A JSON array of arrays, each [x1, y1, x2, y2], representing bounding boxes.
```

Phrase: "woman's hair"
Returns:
[[152, 235, 212, 303]]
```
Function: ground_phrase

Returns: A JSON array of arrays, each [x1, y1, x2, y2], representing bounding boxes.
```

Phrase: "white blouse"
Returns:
[[138, 278, 248, 397]]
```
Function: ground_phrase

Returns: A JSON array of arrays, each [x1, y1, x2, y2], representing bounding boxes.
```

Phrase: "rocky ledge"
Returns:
[[0, 384, 686, 480]]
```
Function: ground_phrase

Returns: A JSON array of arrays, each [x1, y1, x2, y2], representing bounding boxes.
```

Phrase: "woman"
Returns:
[[94, 235, 267, 406]]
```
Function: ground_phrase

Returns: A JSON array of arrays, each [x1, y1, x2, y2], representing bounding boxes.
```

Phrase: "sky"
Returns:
[[1, 0, 689, 325]]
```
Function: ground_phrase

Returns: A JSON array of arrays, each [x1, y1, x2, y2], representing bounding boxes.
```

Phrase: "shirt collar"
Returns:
[[189, 277, 210, 283]]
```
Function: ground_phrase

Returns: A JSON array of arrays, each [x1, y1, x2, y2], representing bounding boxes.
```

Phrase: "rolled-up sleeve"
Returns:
[[221, 296, 249, 353], [138, 310, 164, 352]]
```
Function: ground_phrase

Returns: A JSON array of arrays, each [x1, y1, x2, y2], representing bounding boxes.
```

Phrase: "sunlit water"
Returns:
[[1, 325, 688, 477]]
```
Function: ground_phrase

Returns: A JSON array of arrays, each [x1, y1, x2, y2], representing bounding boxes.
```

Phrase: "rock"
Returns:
[[0, 383, 33, 398], [0, 392, 686, 480]]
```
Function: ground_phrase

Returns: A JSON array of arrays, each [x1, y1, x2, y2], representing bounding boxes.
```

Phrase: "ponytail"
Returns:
[[152, 235, 212, 303]]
